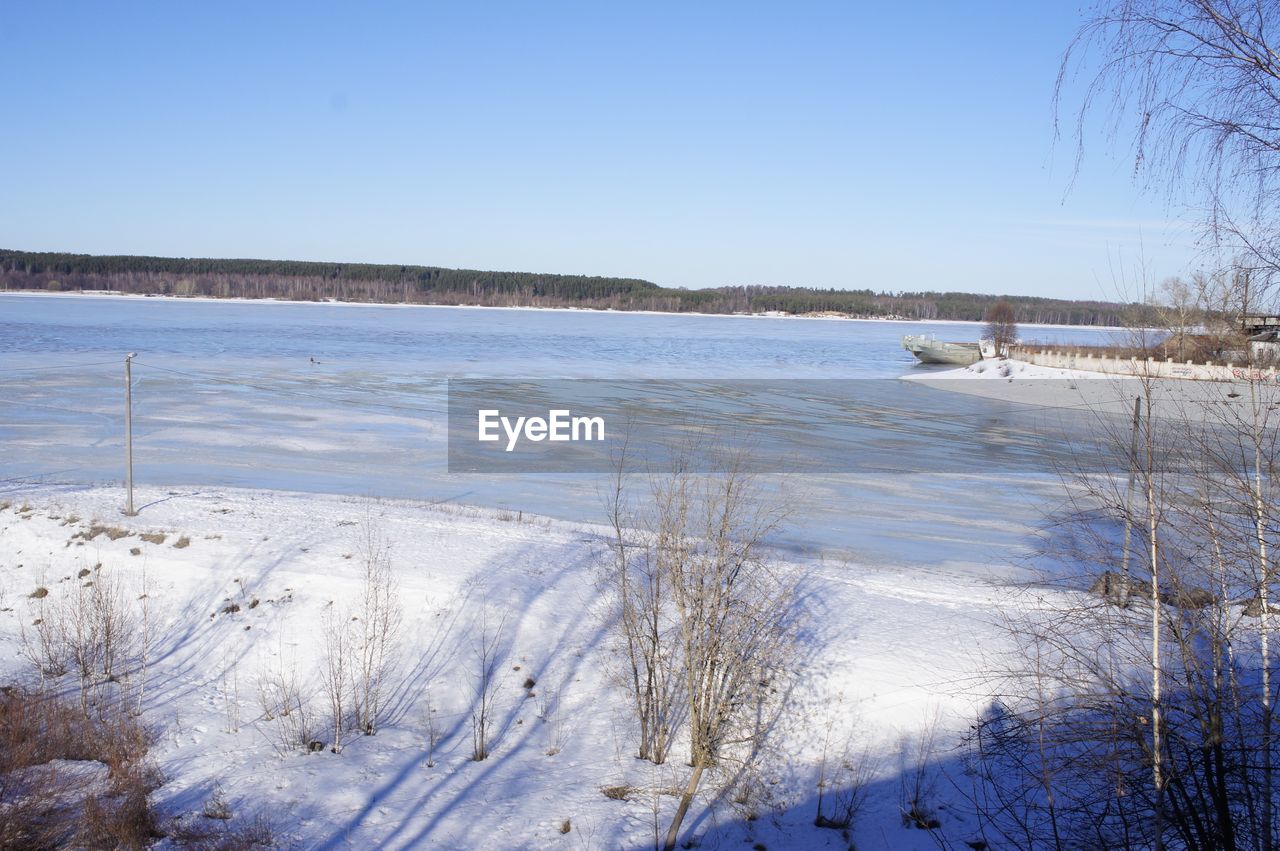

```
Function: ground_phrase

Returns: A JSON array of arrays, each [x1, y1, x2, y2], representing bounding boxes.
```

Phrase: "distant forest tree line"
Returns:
[[0, 249, 1152, 326]]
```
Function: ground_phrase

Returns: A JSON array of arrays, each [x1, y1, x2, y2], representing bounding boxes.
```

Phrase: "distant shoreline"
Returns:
[[0, 289, 1137, 334]]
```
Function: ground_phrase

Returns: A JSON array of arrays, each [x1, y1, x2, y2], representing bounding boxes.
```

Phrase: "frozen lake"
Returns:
[[0, 294, 1128, 568]]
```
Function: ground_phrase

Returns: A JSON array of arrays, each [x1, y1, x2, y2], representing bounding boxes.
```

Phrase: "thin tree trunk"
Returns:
[[1120, 395, 1142, 606], [664, 763, 704, 851], [1147, 393, 1165, 851], [1250, 378, 1273, 851], [1206, 499, 1237, 849]]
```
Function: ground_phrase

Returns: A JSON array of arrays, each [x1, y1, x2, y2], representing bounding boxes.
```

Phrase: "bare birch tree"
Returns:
[[1060, 0, 1280, 298], [351, 520, 402, 736], [320, 606, 352, 754], [969, 370, 1280, 848]]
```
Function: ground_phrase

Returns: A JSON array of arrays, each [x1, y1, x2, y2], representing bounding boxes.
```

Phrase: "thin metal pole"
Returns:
[[124, 352, 137, 516]]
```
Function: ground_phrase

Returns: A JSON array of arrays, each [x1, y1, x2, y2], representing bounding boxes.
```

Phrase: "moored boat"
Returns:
[[902, 334, 986, 365]]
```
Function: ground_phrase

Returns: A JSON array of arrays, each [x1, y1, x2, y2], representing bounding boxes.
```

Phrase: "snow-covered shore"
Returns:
[[903, 360, 1116, 381], [0, 484, 1067, 849], [902, 358, 1280, 424]]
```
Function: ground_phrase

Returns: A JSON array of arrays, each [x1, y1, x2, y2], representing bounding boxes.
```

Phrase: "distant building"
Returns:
[[1243, 315, 1280, 362], [1242, 314, 1280, 334]]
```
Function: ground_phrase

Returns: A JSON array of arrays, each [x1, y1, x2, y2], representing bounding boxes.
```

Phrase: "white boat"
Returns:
[[902, 334, 988, 365]]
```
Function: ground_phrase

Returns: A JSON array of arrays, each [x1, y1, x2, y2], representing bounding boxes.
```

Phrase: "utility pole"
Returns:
[[124, 352, 137, 516]]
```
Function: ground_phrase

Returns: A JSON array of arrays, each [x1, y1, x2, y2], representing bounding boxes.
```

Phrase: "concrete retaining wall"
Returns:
[[1009, 347, 1280, 383]]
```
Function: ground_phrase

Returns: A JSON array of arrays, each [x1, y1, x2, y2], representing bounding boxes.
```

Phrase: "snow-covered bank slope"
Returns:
[[903, 359, 1115, 381], [902, 358, 1280, 425], [0, 485, 1057, 849]]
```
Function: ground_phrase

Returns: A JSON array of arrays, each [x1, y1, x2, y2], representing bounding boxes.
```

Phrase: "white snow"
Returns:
[[0, 484, 1073, 849], [902, 359, 1118, 381], [903, 357, 1280, 428]]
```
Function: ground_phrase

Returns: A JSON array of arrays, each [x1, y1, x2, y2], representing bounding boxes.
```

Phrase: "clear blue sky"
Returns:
[[1, 1, 1200, 300]]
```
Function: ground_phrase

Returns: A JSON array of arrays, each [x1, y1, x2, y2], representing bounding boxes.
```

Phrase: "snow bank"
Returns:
[[0, 485, 1065, 849], [903, 357, 1279, 426], [902, 359, 1116, 381]]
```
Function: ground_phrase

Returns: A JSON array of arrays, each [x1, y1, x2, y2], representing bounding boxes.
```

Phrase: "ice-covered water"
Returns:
[[1, 294, 1126, 567]]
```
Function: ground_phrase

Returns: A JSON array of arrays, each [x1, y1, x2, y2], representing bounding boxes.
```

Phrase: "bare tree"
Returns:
[[257, 644, 315, 757], [1195, 371, 1280, 846], [89, 567, 133, 683], [20, 571, 68, 685], [1196, 266, 1260, 357], [132, 564, 153, 718], [320, 606, 353, 754], [470, 608, 507, 762], [813, 698, 878, 831], [983, 299, 1019, 356], [351, 519, 402, 736], [221, 653, 242, 735], [536, 687, 569, 757], [602, 444, 682, 765], [1060, 0, 1280, 301], [603, 443, 804, 849], [423, 689, 441, 768], [1153, 276, 1201, 359], [969, 372, 1280, 849], [26, 565, 140, 711]]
